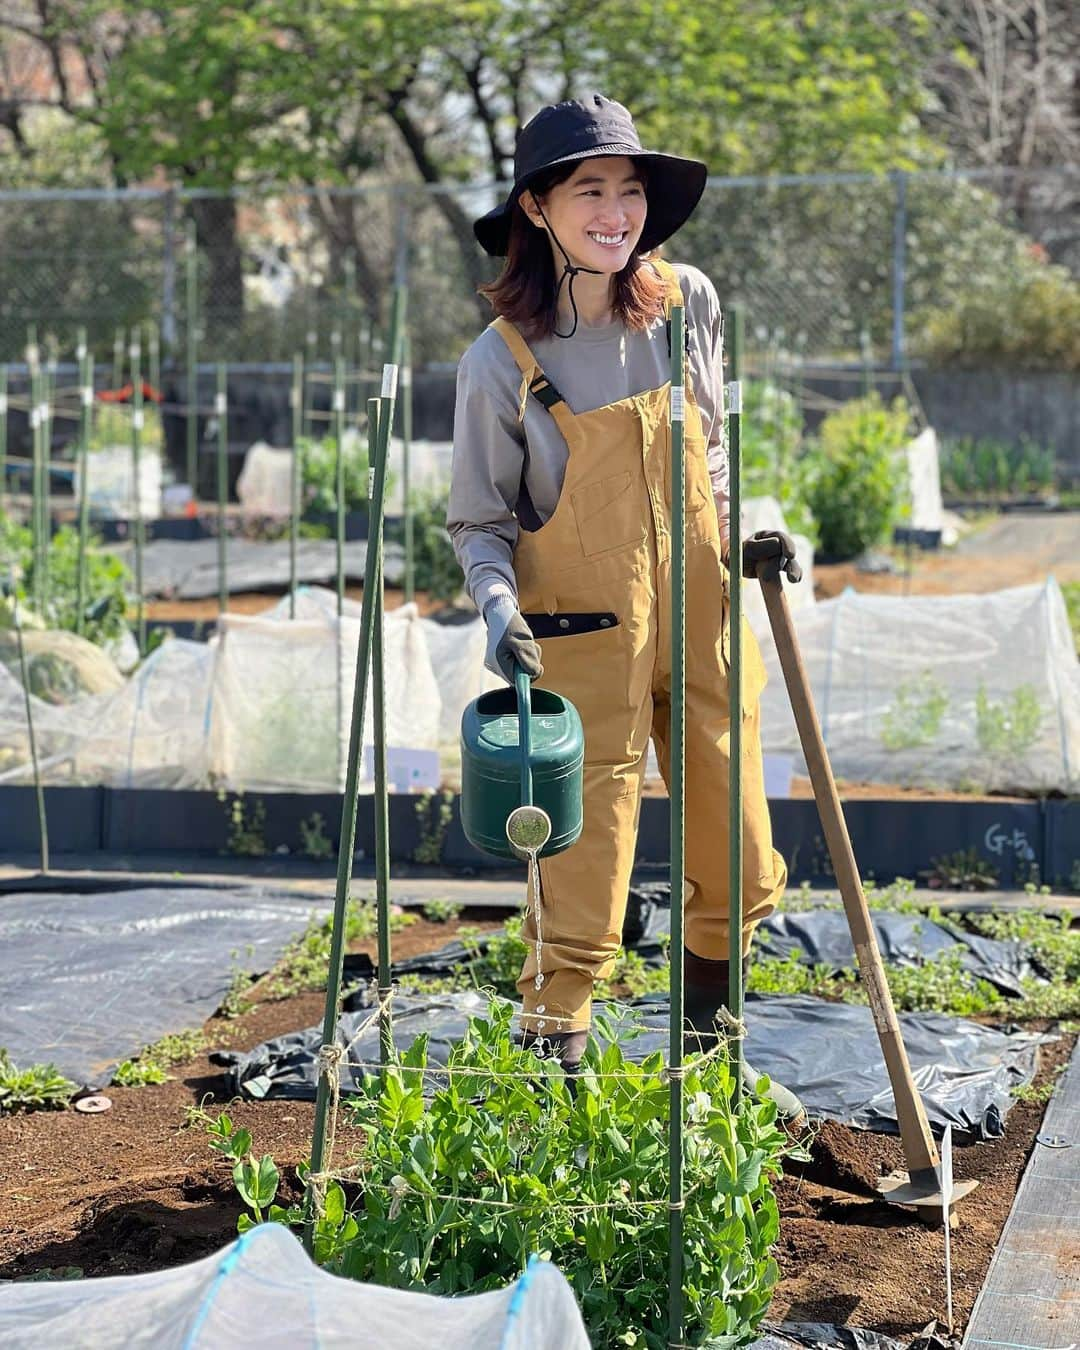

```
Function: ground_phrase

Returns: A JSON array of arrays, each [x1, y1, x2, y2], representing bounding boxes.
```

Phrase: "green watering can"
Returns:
[[460, 665, 584, 860]]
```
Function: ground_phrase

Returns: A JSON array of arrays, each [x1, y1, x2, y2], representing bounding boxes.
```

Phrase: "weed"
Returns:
[[299, 811, 334, 860], [748, 954, 850, 1000], [421, 897, 464, 924], [218, 790, 269, 858], [0, 1051, 76, 1113], [1011, 1065, 1065, 1105], [412, 789, 455, 865]]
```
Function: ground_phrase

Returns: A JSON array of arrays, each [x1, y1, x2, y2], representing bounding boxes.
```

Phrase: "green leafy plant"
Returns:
[[0, 516, 132, 647], [299, 811, 334, 860], [801, 393, 910, 559], [112, 1057, 170, 1086], [89, 400, 164, 452], [110, 1027, 211, 1087], [219, 958, 257, 1019], [217, 790, 269, 857], [203, 1110, 282, 1232], [925, 848, 999, 891], [881, 673, 949, 751], [300, 433, 395, 516], [421, 898, 464, 924], [208, 1000, 791, 1348], [740, 381, 817, 544], [975, 684, 1042, 756], [389, 489, 464, 602], [938, 435, 1057, 501], [0, 1050, 76, 1113], [412, 789, 455, 865], [262, 898, 416, 1000]]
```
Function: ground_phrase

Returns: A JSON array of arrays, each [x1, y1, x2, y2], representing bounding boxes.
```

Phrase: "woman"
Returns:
[[448, 94, 800, 1120]]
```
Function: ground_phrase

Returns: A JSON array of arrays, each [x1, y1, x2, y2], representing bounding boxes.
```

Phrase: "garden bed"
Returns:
[[0, 906, 1073, 1342]]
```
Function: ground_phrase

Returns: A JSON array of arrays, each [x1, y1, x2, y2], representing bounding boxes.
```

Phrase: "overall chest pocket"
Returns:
[[570, 471, 647, 558]]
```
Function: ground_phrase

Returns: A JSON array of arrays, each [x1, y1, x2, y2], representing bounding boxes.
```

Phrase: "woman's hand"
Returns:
[[482, 595, 544, 683]]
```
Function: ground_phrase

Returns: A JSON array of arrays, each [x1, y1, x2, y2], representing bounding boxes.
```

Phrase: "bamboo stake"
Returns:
[[371, 396, 392, 1066], [304, 358, 397, 1252], [185, 222, 199, 493], [130, 337, 146, 656], [289, 353, 303, 619], [75, 354, 94, 637], [216, 363, 228, 614], [334, 355, 346, 616], [667, 303, 686, 1350]]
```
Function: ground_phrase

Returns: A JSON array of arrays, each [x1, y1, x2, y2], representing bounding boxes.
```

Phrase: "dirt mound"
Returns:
[[787, 1120, 894, 1196]]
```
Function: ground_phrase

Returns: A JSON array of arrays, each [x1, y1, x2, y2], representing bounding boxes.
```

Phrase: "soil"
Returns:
[[0, 911, 1073, 1341]]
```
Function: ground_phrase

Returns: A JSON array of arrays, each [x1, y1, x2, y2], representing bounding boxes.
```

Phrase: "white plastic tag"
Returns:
[[38, 403, 49, 424], [333, 389, 345, 413], [368, 468, 376, 497], [670, 385, 685, 423], [0, 394, 6, 416], [727, 380, 742, 413], [82, 386, 93, 408], [76, 343, 87, 362], [400, 365, 412, 389], [381, 364, 398, 400], [129, 343, 140, 361], [215, 392, 227, 416], [133, 409, 144, 431], [30, 406, 39, 428]]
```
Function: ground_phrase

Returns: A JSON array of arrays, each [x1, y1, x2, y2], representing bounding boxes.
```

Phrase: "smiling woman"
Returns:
[[446, 93, 801, 1123]]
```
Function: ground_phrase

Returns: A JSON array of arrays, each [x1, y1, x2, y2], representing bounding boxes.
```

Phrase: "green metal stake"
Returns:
[[10, 581, 49, 875], [401, 332, 414, 604], [667, 303, 687, 1350], [75, 355, 94, 637], [371, 395, 392, 1065], [334, 355, 346, 616], [304, 330, 317, 438], [729, 303, 744, 383], [112, 327, 125, 394], [0, 364, 7, 502], [216, 363, 228, 615], [185, 222, 199, 493], [289, 353, 303, 619], [342, 255, 356, 371], [304, 359, 397, 1251], [29, 357, 46, 614], [130, 338, 146, 656], [146, 321, 161, 399], [727, 373, 745, 1098]]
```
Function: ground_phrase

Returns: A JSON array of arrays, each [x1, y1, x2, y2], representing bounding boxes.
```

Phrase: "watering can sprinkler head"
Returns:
[[505, 803, 552, 860]]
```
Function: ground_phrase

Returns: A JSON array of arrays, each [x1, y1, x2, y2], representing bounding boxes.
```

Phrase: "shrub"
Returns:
[[915, 243, 1080, 371], [801, 394, 911, 558], [740, 381, 817, 544], [938, 435, 1057, 500], [209, 1000, 791, 1349], [388, 489, 463, 602]]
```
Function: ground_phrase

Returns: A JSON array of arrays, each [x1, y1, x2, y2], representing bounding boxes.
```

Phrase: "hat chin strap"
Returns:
[[531, 193, 603, 340]]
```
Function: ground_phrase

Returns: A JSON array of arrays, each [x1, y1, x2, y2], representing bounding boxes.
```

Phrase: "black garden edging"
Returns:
[[1, 787, 1075, 888]]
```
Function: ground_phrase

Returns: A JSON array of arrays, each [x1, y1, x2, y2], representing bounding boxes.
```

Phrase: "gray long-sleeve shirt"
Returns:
[[447, 262, 729, 613]]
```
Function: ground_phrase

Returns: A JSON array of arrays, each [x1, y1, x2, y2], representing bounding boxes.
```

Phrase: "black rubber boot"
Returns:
[[684, 950, 807, 1128], [519, 1028, 588, 1074]]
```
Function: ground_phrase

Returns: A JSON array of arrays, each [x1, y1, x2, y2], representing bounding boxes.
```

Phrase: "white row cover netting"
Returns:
[[1, 502, 1076, 794], [0, 1222, 591, 1350]]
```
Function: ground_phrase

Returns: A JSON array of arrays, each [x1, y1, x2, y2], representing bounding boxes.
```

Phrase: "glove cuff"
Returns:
[[482, 592, 517, 627]]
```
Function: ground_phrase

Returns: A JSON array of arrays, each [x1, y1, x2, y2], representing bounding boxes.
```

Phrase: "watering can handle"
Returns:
[[514, 663, 533, 807]]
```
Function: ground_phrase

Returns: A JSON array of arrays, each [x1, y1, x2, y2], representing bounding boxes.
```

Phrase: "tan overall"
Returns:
[[492, 260, 787, 1034]]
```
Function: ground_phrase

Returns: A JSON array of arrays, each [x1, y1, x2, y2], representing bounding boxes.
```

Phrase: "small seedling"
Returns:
[[0, 1051, 76, 1113], [421, 897, 464, 924], [299, 811, 334, 860]]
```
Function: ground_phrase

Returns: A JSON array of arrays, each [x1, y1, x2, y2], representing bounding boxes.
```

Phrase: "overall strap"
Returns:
[[490, 316, 568, 421]]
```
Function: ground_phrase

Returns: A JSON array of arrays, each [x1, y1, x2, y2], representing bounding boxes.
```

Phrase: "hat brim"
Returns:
[[473, 148, 707, 257]]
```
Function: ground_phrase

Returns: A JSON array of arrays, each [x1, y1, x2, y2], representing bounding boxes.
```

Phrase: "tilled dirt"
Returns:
[[0, 910, 1072, 1340]]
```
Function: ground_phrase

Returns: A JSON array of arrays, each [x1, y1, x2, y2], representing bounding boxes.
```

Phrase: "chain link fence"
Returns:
[[0, 168, 1077, 373]]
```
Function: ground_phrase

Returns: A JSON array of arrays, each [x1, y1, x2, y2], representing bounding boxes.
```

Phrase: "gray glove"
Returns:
[[483, 594, 543, 683]]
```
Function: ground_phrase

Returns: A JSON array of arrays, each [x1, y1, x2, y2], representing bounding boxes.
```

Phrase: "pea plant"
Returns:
[[206, 1000, 792, 1349]]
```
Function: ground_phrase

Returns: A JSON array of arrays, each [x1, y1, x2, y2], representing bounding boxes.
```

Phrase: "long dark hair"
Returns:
[[479, 159, 666, 338]]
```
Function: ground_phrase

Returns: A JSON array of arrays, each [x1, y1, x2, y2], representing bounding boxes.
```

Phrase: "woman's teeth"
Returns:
[[588, 231, 626, 246]]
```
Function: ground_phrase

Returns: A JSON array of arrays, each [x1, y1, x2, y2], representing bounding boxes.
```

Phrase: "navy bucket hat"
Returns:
[[473, 94, 708, 257]]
